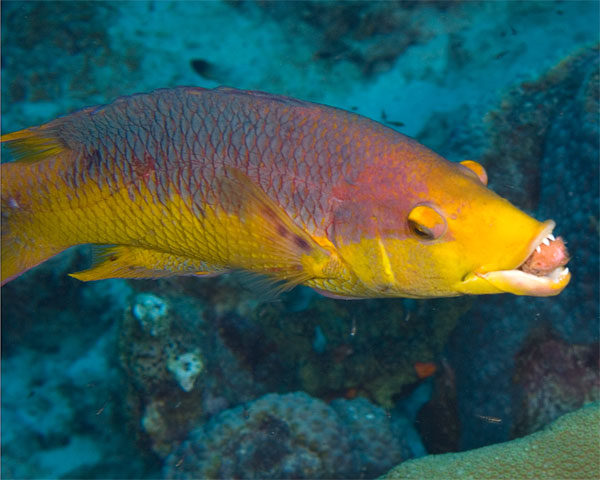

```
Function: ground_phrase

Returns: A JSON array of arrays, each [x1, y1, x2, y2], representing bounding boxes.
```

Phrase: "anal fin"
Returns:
[[69, 245, 226, 281]]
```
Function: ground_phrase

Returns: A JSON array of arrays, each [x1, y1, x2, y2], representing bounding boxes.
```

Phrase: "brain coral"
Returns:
[[382, 402, 600, 480]]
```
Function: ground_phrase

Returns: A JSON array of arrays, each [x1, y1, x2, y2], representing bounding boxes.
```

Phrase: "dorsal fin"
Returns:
[[1, 126, 69, 163]]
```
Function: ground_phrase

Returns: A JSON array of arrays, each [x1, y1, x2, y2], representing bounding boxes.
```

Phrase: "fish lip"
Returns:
[[459, 220, 571, 296], [474, 265, 571, 296]]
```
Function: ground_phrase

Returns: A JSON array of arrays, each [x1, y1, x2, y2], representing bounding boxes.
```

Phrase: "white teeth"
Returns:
[[548, 234, 556, 241], [536, 246, 541, 253], [542, 238, 550, 246]]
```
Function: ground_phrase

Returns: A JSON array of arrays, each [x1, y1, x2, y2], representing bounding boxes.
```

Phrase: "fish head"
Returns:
[[331, 148, 570, 298]]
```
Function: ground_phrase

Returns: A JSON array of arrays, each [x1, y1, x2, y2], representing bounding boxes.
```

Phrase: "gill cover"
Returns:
[[331, 201, 401, 296]]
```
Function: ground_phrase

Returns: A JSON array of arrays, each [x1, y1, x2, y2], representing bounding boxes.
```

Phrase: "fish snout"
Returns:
[[459, 220, 571, 296]]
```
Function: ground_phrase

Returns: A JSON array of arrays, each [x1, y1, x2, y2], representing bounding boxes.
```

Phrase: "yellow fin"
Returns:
[[217, 168, 336, 290], [1, 126, 68, 163], [69, 245, 226, 281]]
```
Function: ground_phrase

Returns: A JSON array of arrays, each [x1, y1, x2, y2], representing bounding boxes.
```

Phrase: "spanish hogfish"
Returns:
[[0, 87, 570, 298]]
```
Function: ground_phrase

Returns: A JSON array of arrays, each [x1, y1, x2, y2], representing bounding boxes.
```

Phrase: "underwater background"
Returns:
[[1, 1, 599, 478]]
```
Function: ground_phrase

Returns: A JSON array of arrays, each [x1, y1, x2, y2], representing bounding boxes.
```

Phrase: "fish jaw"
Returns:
[[457, 220, 571, 296], [471, 266, 571, 296]]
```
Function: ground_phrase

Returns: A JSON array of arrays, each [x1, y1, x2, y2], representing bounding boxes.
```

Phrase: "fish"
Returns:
[[0, 86, 571, 298]]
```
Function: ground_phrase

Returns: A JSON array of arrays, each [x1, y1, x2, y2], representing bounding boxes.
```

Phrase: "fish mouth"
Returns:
[[460, 220, 571, 297]]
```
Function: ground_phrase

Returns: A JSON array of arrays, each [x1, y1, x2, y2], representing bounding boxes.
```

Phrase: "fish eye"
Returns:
[[408, 220, 436, 240], [407, 204, 447, 241]]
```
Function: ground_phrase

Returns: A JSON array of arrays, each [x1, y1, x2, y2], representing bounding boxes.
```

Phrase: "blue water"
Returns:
[[1, 1, 599, 478]]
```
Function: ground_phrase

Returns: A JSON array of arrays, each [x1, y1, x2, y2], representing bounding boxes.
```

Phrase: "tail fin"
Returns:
[[1, 127, 72, 285]]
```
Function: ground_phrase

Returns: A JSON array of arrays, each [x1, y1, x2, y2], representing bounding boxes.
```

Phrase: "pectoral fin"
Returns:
[[216, 168, 339, 290]]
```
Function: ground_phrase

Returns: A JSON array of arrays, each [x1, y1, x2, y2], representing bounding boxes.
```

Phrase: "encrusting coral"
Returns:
[[382, 402, 600, 479]]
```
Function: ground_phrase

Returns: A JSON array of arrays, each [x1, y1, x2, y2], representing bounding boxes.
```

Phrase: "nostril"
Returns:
[[459, 160, 488, 185]]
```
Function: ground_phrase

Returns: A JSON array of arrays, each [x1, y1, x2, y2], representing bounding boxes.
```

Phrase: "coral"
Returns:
[[481, 46, 599, 341], [1, 323, 157, 480], [119, 293, 208, 457], [0, 1, 146, 130], [119, 289, 276, 458], [383, 402, 600, 479], [164, 392, 356, 479], [120, 293, 208, 395], [0, 247, 109, 355], [218, 294, 470, 409], [535, 48, 600, 341], [512, 327, 600, 437], [121, 285, 464, 463], [330, 397, 405, 477], [132, 293, 171, 337], [443, 46, 600, 452], [164, 391, 418, 479], [1, 2, 111, 104], [166, 351, 204, 393], [257, 1, 457, 78], [481, 46, 598, 211], [2, 2, 596, 479]]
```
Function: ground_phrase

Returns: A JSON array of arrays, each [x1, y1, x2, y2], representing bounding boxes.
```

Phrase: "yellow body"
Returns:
[[1, 152, 352, 292]]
